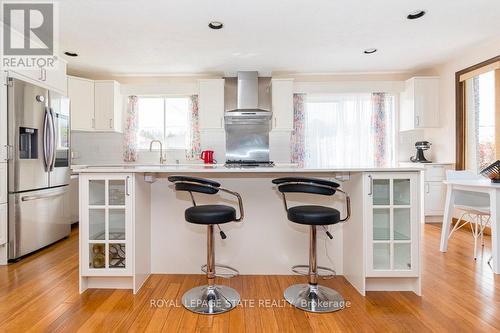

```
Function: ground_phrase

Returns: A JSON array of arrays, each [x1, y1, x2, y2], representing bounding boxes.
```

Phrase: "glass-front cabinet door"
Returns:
[[366, 173, 419, 277], [81, 174, 132, 276]]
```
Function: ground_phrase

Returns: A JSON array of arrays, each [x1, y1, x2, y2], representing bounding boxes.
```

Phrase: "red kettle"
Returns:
[[200, 150, 217, 164]]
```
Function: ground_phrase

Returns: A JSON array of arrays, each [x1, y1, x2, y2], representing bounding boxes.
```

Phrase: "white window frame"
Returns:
[[303, 92, 397, 167], [136, 95, 191, 151]]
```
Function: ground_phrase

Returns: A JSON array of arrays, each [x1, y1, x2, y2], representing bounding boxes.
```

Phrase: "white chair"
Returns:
[[446, 170, 491, 260]]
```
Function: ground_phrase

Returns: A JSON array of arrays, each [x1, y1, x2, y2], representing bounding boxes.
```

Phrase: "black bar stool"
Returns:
[[272, 177, 351, 313], [168, 176, 244, 315]]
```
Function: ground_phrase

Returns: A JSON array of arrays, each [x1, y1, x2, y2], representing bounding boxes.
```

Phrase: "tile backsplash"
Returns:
[[71, 131, 123, 165], [71, 130, 293, 165]]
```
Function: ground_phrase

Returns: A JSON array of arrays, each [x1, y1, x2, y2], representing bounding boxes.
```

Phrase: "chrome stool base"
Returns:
[[182, 285, 240, 315], [284, 283, 345, 313]]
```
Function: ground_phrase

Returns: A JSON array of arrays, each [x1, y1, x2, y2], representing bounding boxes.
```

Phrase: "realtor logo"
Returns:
[[1, 1, 59, 69]]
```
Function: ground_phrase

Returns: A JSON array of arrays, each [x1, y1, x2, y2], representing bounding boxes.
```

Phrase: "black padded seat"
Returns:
[[287, 205, 341, 225], [185, 205, 236, 225]]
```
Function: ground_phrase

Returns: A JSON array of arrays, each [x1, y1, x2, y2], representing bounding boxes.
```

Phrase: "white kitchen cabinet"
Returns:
[[68, 77, 122, 132], [0, 203, 6, 246], [365, 172, 419, 277], [68, 76, 95, 131], [69, 175, 79, 223], [399, 77, 439, 131], [271, 78, 294, 131], [79, 173, 150, 294], [9, 58, 68, 95], [94, 81, 122, 132], [80, 174, 133, 277], [424, 182, 447, 216], [199, 79, 225, 129], [44, 60, 68, 95], [423, 163, 453, 217]]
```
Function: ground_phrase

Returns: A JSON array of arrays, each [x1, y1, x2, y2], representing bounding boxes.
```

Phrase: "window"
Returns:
[[456, 56, 500, 170], [465, 70, 496, 172], [137, 96, 190, 150], [304, 93, 395, 168]]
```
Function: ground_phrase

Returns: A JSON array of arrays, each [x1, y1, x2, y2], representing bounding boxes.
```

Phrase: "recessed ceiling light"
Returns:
[[64, 51, 78, 57], [364, 48, 377, 54], [208, 21, 223, 30], [407, 10, 426, 20]]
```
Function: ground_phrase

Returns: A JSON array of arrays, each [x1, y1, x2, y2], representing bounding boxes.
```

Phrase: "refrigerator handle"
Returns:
[[42, 107, 51, 171], [21, 188, 68, 202], [49, 108, 56, 171]]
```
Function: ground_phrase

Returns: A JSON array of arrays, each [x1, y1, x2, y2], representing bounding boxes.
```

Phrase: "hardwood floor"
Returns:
[[0, 224, 499, 332]]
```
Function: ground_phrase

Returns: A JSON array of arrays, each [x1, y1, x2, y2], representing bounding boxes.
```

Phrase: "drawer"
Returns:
[[424, 165, 448, 182]]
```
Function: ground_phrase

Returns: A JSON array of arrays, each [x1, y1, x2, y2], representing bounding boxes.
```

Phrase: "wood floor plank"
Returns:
[[0, 224, 500, 332]]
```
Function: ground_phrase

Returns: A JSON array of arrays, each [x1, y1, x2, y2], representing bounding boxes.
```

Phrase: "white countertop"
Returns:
[[71, 163, 424, 173], [399, 162, 455, 166], [444, 178, 500, 188]]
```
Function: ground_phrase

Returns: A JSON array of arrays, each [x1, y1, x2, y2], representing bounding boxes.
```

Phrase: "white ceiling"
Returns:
[[59, 0, 500, 77]]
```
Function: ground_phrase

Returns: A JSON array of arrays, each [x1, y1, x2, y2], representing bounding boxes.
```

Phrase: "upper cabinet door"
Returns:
[[414, 78, 439, 128], [271, 79, 294, 131], [44, 59, 68, 95], [399, 77, 439, 131], [199, 79, 224, 129], [9, 58, 67, 95], [68, 76, 95, 131], [94, 81, 122, 132]]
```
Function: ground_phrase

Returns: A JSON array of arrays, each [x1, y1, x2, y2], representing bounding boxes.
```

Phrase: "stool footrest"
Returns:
[[201, 264, 239, 278], [291, 265, 336, 279]]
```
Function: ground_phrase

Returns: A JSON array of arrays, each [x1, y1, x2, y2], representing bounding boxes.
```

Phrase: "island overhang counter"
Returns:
[[73, 164, 424, 296]]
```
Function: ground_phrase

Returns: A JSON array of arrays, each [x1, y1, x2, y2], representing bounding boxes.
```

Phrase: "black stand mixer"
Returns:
[[410, 141, 432, 163]]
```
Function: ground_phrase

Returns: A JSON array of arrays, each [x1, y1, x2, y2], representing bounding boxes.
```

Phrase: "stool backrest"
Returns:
[[272, 177, 339, 196], [446, 170, 490, 207], [168, 176, 220, 194]]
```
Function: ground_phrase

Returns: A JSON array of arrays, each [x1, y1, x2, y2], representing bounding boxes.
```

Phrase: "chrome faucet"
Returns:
[[149, 140, 166, 164]]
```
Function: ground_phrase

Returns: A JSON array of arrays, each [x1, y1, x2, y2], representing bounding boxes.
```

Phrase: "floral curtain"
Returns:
[[185, 95, 201, 160], [290, 93, 307, 167], [123, 95, 138, 162], [372, 92, 392, 167], [466, 76, 483, 173]]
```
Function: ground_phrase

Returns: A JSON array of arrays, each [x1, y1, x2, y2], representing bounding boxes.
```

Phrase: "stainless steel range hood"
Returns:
[[229, 71, 270, 113], [224, 71, 272, 163]]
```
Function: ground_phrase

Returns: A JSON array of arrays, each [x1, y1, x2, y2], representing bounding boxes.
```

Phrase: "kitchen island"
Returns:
[[73, 164, 424, 296]]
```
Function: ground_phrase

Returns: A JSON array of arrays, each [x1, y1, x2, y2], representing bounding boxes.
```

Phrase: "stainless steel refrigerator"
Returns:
[[7, 77, 71, 260]]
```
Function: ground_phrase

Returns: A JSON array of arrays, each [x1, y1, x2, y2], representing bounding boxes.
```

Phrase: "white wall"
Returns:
[[425, 35, 500, 163]]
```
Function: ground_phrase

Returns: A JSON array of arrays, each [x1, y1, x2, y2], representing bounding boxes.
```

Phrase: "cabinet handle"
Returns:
[[274, 117, 277, 128], [220, 117, 223, 128], [368, 175, 373, 196], [92, 118, 95, 128], [415, 116, 420, 126], [4, 144, 13, 161], [125, 176, 130, 196], [425, 183, 430, 193], [43, 68, 47, 81], [109, 118, 113, 129], [39, 68, 43, 81]]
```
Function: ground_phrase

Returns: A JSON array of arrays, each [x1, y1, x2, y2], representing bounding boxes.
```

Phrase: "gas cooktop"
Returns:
[[224, 160, 275, 168]]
